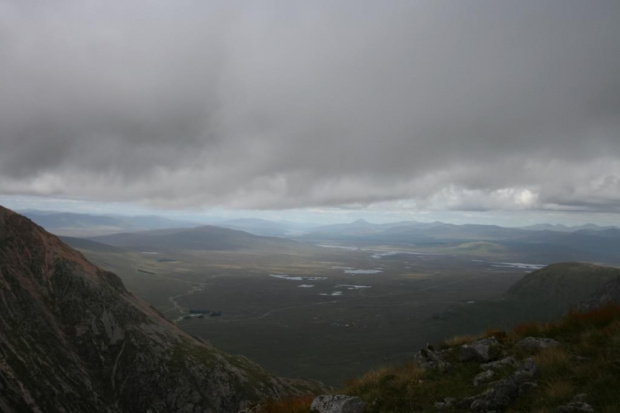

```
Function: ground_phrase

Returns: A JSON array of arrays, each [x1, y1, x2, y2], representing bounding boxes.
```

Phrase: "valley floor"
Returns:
[[77, 244, 533, 385]]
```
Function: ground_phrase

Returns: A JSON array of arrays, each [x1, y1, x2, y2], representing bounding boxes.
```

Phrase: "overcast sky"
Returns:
[[1, 0, 619, 224]]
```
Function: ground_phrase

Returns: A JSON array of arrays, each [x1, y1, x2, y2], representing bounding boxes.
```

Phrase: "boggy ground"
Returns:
[[77, 243, 532, 385]]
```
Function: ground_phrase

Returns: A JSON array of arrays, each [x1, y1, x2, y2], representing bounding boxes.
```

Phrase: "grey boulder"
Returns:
[[459, 337, 502, 362], [310, 395, 365, 413], [516, 337, 561, 352]]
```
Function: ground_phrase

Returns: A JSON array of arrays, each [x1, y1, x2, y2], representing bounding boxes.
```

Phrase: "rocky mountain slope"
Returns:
[[0, 206, 322, 412]]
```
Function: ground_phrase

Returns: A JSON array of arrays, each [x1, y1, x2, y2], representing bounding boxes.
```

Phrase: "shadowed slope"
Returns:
[[0, 206, 322, 412]]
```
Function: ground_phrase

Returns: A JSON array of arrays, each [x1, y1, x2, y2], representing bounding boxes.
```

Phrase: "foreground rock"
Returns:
[[516, 337, 561, 352], [472, 370, 495, 386], [459, 337, 502, 362], [434, 397, 456, 410], [468, 358, 538, 413], [555, 393, 594, 412], [310, 395, 365, 413], [413, 344, 452, 371], [0, 206, 323, 412], [480, 356, 517, 371]]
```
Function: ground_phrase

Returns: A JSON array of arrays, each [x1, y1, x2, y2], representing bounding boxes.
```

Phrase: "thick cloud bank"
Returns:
[[1, 0, 619, 212]]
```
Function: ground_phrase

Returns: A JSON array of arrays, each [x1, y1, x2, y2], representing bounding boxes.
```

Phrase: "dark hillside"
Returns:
[[426, 262, 620, 340], [0, 206, 322, 412]]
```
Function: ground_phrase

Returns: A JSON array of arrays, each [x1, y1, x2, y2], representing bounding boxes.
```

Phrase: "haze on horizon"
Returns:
[[1, 0, 619, 227]]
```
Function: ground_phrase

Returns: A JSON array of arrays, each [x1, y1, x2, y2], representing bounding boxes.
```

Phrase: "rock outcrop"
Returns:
[[465, 358, 538, 412], [0, 206, 322, 412], [412, 344, 451, 371], [427, 339, 558, 412], [480, 356, 517, 371], [555, 393, 594, 412], [310, 395, 365, 413], [516, 336, 561, 352], [459, 337, 502, 362]]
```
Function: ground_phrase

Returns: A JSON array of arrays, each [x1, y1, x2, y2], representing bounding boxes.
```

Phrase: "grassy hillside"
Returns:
[[263, 304, 620, 412], [506, 262, 620, 302], [426, 262, 620, 339]]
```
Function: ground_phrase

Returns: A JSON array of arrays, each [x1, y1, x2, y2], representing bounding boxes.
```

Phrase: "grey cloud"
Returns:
[[1, 0, 620, 212]]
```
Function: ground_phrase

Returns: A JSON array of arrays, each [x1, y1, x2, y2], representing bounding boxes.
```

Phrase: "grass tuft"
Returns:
[[443, 333, 483, 347], [484, 328, 508, 343], [513, 320, 549, 338], [260, 395, 315, 413], [541, 379, 575, 404]]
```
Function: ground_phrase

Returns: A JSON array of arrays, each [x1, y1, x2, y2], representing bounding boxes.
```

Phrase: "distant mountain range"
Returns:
[[89, 225, 314, 253], [20, 210, 315, 238], [20, 210, 197, 237], [21, 209, 618, 237], [519, 223, 619, 232], [304, 219, 618, 240], [19, 210, 620, 264], [213, 218, 315, 237], [300, 219, 620, 265]]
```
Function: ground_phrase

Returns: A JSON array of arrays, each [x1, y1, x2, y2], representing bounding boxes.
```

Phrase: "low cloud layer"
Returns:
[[1, 0, 620, 213]]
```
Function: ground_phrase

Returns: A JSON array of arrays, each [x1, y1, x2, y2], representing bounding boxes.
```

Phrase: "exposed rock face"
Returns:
[[480, 356, 517, 371], [0, 206, 321, 412], [472, 369, 495, 386], [310, 395, 365, 413], [556, 394, 594, 412], [468, 358, 537, 413], [555, 401, 595, 412], [412, 345, 451, 371], [433, 397, 456, 410], [516, 337, 561, 352], [459, 337, 502, 362]]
